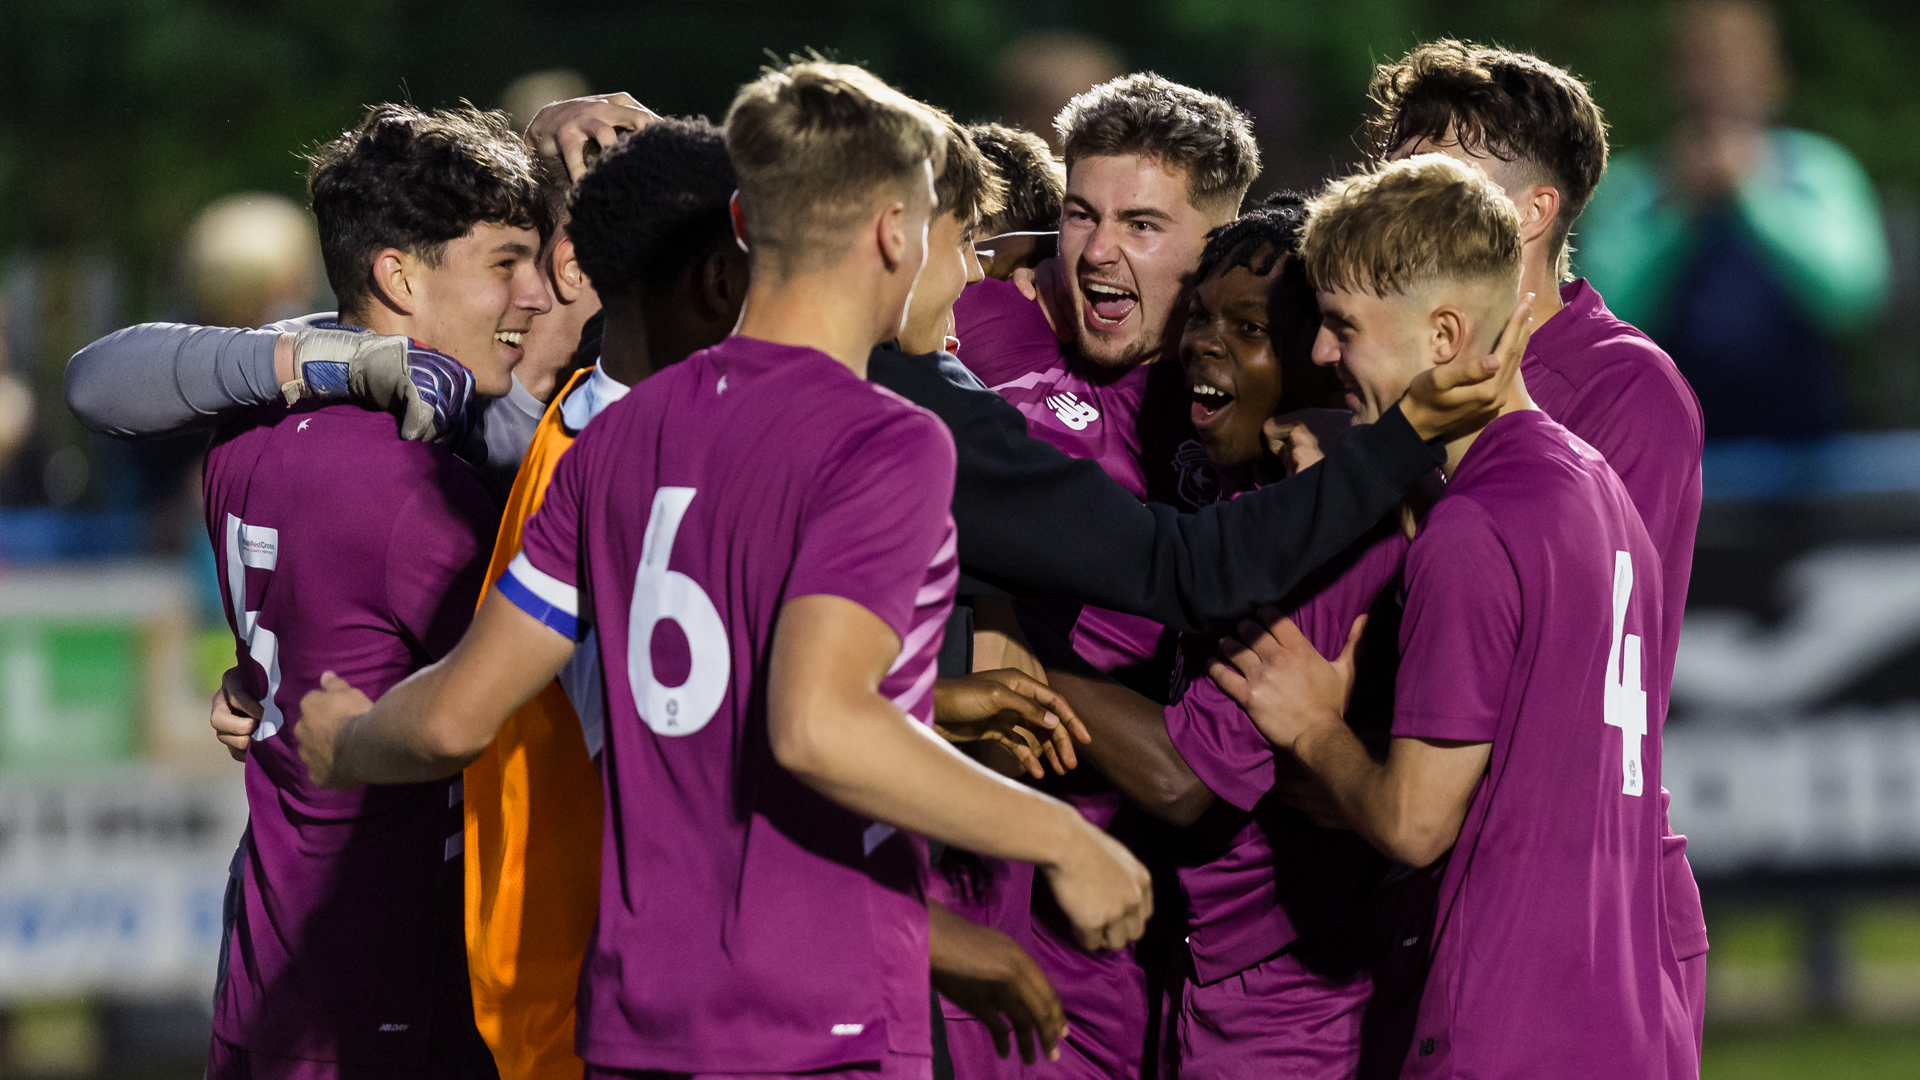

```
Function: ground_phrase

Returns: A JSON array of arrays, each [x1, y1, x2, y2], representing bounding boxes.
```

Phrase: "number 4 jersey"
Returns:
[[506, 336, 959, 1075], [1392, 409, 1683, 1079], [202, 399, 497, 1068]]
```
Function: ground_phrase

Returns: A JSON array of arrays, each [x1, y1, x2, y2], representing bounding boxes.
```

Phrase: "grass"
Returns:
[[1703, 1023, 1920, 1079]]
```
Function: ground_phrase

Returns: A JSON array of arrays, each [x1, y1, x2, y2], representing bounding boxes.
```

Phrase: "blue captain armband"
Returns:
[[498, 553, 586, 640]]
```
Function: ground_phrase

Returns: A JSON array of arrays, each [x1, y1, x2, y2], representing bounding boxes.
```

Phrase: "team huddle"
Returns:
[[67, 37, 1706, 1080]]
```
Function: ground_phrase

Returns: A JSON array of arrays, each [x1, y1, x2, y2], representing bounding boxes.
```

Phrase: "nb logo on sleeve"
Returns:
[[1045, 391, 1100, 431], [1602, 550, 1648, 797]]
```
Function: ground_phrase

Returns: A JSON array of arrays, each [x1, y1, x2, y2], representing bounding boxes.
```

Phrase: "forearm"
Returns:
[[951, 406, 1436, 632], [778, 690, 1086, 868], [66, 323, 289, 437], [1291, 720, 1411, 861], [331, 662, 485, 785], [1044, 667, 1213, 826]]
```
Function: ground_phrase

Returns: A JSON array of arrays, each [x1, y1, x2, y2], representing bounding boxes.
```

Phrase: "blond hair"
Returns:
[[725, 60, 946, 276], [1302, 154, 1521, 297]]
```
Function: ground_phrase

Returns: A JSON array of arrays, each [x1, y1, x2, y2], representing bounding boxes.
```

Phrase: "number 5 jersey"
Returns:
[[504, 336, 959, 1075], [202, 397, 498, 1069], [1391, 409, 1683, 1079]]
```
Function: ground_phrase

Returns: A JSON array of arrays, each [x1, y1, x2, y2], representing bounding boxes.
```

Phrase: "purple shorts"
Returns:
[[585, 1053, 933, 1080], [1178, 949, 1371, 1080], [943, 1017, 1026, 1080]]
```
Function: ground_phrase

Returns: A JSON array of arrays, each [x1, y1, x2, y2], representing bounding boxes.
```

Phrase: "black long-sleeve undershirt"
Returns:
[[866, 346, 1443, 634]]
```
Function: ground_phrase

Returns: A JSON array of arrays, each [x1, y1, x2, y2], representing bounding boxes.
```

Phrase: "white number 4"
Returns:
[[1603, 550, 1647, 797], [224, 514, 286, 741], [628, 487, 731, 737]]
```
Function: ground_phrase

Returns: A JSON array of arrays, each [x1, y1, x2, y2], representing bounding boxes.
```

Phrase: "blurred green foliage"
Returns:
[[2, 0, 1917, 322]]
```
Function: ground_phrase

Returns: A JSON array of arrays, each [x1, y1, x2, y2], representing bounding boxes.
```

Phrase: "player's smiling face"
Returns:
[[1180, 250, 1287, 467], [405, 222, 552, 396], [1058, 154, 1216, 372], [1312, 286, 1426, 424]]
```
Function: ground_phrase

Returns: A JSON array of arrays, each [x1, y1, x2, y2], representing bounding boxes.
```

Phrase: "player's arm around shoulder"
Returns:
[[301, 456, 577, 789], [299, 584, 579, 789]]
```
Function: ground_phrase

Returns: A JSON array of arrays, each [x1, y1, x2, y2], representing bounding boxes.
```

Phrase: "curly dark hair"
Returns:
[[968, 122, 1063, 234], [1365, 40, 1608, 277], [306, 103, 547, 319], [1056, 73, 1260, 216], [1195, 193, 1343, 413], [567, 117, 738, 300]]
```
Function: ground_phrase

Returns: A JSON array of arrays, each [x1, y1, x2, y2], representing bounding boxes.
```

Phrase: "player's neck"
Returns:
[[352, 306, 412, 339], [597, 298, 654, 388], [1440, 368, 1538, 478], [1520, 242, 1566, 329], [735, 264, 890, 378]]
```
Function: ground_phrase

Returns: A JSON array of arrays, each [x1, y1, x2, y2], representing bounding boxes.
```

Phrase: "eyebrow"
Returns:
[[491, 242, 536, 258], [1063, 195, 1177, 224]]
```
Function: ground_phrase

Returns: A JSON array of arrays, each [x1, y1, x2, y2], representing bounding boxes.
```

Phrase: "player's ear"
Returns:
[[728, 191, 750, 255], [875, 198, 911, 273], [700, 243, 749, 322], [1517, 184, 1561, 247], [550, 235, 589, 304], [368, 248, 417, 317], [1428, 304, 1469, 366]]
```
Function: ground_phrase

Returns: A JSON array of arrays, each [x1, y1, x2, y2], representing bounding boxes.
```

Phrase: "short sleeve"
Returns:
[[786, 402, 957, 640], [1567, 357, 1702, 559], [506, 435, 590, 641], [950, 277, 1064, 389], [1393, 498, 1520, 743], [1165, 675, 1274, 812], [386, 460, 498, 659]]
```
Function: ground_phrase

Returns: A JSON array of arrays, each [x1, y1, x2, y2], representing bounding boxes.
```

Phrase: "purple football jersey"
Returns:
[[1525, 279, 1710, 972], [1164, 530, 1406, 987], [509, 336, 957, 1075], [952, 277, 1151, 498], [203, 401, 496, 1066], [1394, 410, 1674, 1079]]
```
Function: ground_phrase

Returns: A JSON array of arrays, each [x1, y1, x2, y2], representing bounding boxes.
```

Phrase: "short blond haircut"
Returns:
[[725, 60, 947, 276], [1302, 154, 1521, 297]]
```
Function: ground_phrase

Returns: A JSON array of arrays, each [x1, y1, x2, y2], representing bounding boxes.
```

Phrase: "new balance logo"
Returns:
[[831, 1023, 865, 1036], [1046, 391, 1099, 431], [378, 1023, 410, 1032]]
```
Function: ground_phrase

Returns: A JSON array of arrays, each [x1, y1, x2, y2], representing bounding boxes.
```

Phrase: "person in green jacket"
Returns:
[[1578, 0, 1889, 439]]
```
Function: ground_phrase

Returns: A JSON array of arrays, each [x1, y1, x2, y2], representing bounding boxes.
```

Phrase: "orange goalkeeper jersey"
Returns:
[[465, 367, 605, 1080]]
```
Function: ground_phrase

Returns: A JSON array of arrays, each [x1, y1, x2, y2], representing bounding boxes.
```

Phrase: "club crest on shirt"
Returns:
[[1045, 390, 1100, 431], [1172, 439, 1222, 508]]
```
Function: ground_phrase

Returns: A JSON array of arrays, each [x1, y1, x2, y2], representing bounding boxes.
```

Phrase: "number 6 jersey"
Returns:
[[507, 336, 958, 1076], [1391, 409, 1681, 1079]]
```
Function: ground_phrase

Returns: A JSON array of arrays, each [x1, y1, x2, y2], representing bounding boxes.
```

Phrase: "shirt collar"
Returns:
[[560, 360, 630, 432]]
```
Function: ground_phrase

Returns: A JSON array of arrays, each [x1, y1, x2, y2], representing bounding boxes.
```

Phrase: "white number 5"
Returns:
[[628, 487, 731, 737], [1602, 550, 1647, 797], [224, 514, 286, 741]]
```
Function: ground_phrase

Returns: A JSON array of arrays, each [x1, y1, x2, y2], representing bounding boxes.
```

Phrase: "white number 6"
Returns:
[[628, 487, 731, 737]]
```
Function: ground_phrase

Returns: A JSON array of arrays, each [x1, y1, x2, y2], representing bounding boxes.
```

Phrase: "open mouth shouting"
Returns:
[[1081, 278, 1139, 331], [1189, 374, 1235, 431]]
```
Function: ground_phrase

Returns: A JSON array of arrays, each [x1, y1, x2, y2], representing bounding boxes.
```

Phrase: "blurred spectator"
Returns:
[[0, 302, 33, 478], [147, 194, 321, 555], [993, 32, 1124, 150], [1579, 0, 1890, 440], [181, 194, 320, 329], [502, 69, 592, 133]]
